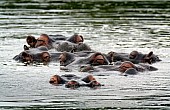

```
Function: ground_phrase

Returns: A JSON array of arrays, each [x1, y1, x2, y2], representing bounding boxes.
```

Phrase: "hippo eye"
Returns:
[[37, 39, 45, 42], [96, 59, 104, 62], [129, 54, 136, 59], [49, 80, 54, 84]]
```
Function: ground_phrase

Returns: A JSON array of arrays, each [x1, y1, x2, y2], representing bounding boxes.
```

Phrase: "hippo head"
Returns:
[[82, 75, 101, 88], [129, 51, 139, 59], [67, 34, 84, 44], [49, 75, 66, 85], [119, 61, 136, 73], [143, 51, 161, 64], [106, 51, 116, 63], [21, 51, 33, 64], [88, 52, 110, 66], [14, 50, 51, 65], [129, 51, 153, 64], [72, 43, 91, 52], [65, 80, 80, 88], [35, 34, 52, 49], [58, 52, 75, 66], [129, 51, 161, 64], [40, 52, 51, 65], [81, 75, 96, 83], [56, 41, 75, 52]]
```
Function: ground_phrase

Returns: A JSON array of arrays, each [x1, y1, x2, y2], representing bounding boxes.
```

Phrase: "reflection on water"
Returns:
[[0, 0, 170, 109]]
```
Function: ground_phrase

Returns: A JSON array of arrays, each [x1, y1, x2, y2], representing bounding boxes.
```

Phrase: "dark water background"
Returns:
[[0, 0, 170, 109]]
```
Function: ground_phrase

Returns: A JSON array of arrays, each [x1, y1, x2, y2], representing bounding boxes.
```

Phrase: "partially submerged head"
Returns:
[[129, 51, 139, 59], [58, 52, 67, 65], [119, 61, 136, 73], [65, 80, 80, 88], [40, 52, 51, 65], [82, 75, 96, 83], [89, 52, 108, 66], [67, 34, 84, 44], [21, 51, 33, 64], [17, 51, 50, 65], [35, 34, 50, 48], [58, 52, 75, 66], [49, 75, 66, 85]]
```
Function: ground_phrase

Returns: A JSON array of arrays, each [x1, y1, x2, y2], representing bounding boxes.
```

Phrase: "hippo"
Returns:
[[13, 46, 63, 65], [66, 34, 84, 44], [128, 51, 161, 64], [106, 51, 161, 64], [53, 34, 92, 52], [49, 74, 102, 88], [58, 52, 110, 67], [54, 41, 92, 52], [57, 51, 114, 73], [13, 46, 51, 65], [79, 61, 158, 76], [24, 34, 67, 50], [34, 34, 64, 49]]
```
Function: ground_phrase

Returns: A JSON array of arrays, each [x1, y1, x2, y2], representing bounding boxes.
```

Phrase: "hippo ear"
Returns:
[[24, 45, 29, 50], [108, 51, 115, 57], [147, 51, 153, 57], [143, 51, 154, 64], [80, 35, 84, 42]]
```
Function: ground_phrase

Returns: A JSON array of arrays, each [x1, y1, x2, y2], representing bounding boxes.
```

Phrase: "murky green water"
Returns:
[[0, 0, 170, 109]]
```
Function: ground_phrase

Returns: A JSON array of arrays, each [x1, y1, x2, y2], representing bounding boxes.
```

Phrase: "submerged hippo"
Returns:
[[128, 51, 161, 64], [54, 41, 92, 52], [14, 46, 64, 65], [54, 34, 92, 52], [66, 34, 84, 44], [58, 52, 110, 67], [24, 34, 67, 50], [49, 74, 102, 88], [13, 46, 51, 65], [107, 51, 161, 64], [79, 61, 158, 75]]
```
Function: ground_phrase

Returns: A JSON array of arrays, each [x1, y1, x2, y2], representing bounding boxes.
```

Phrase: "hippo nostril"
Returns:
[[49, 80, 54, 84]]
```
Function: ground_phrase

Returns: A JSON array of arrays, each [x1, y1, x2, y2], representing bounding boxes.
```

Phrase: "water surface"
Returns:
[[0, 0, 170, 109]]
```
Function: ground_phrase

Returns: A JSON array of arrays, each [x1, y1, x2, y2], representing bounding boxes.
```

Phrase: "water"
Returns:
[[0, 0, 170, 109]]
